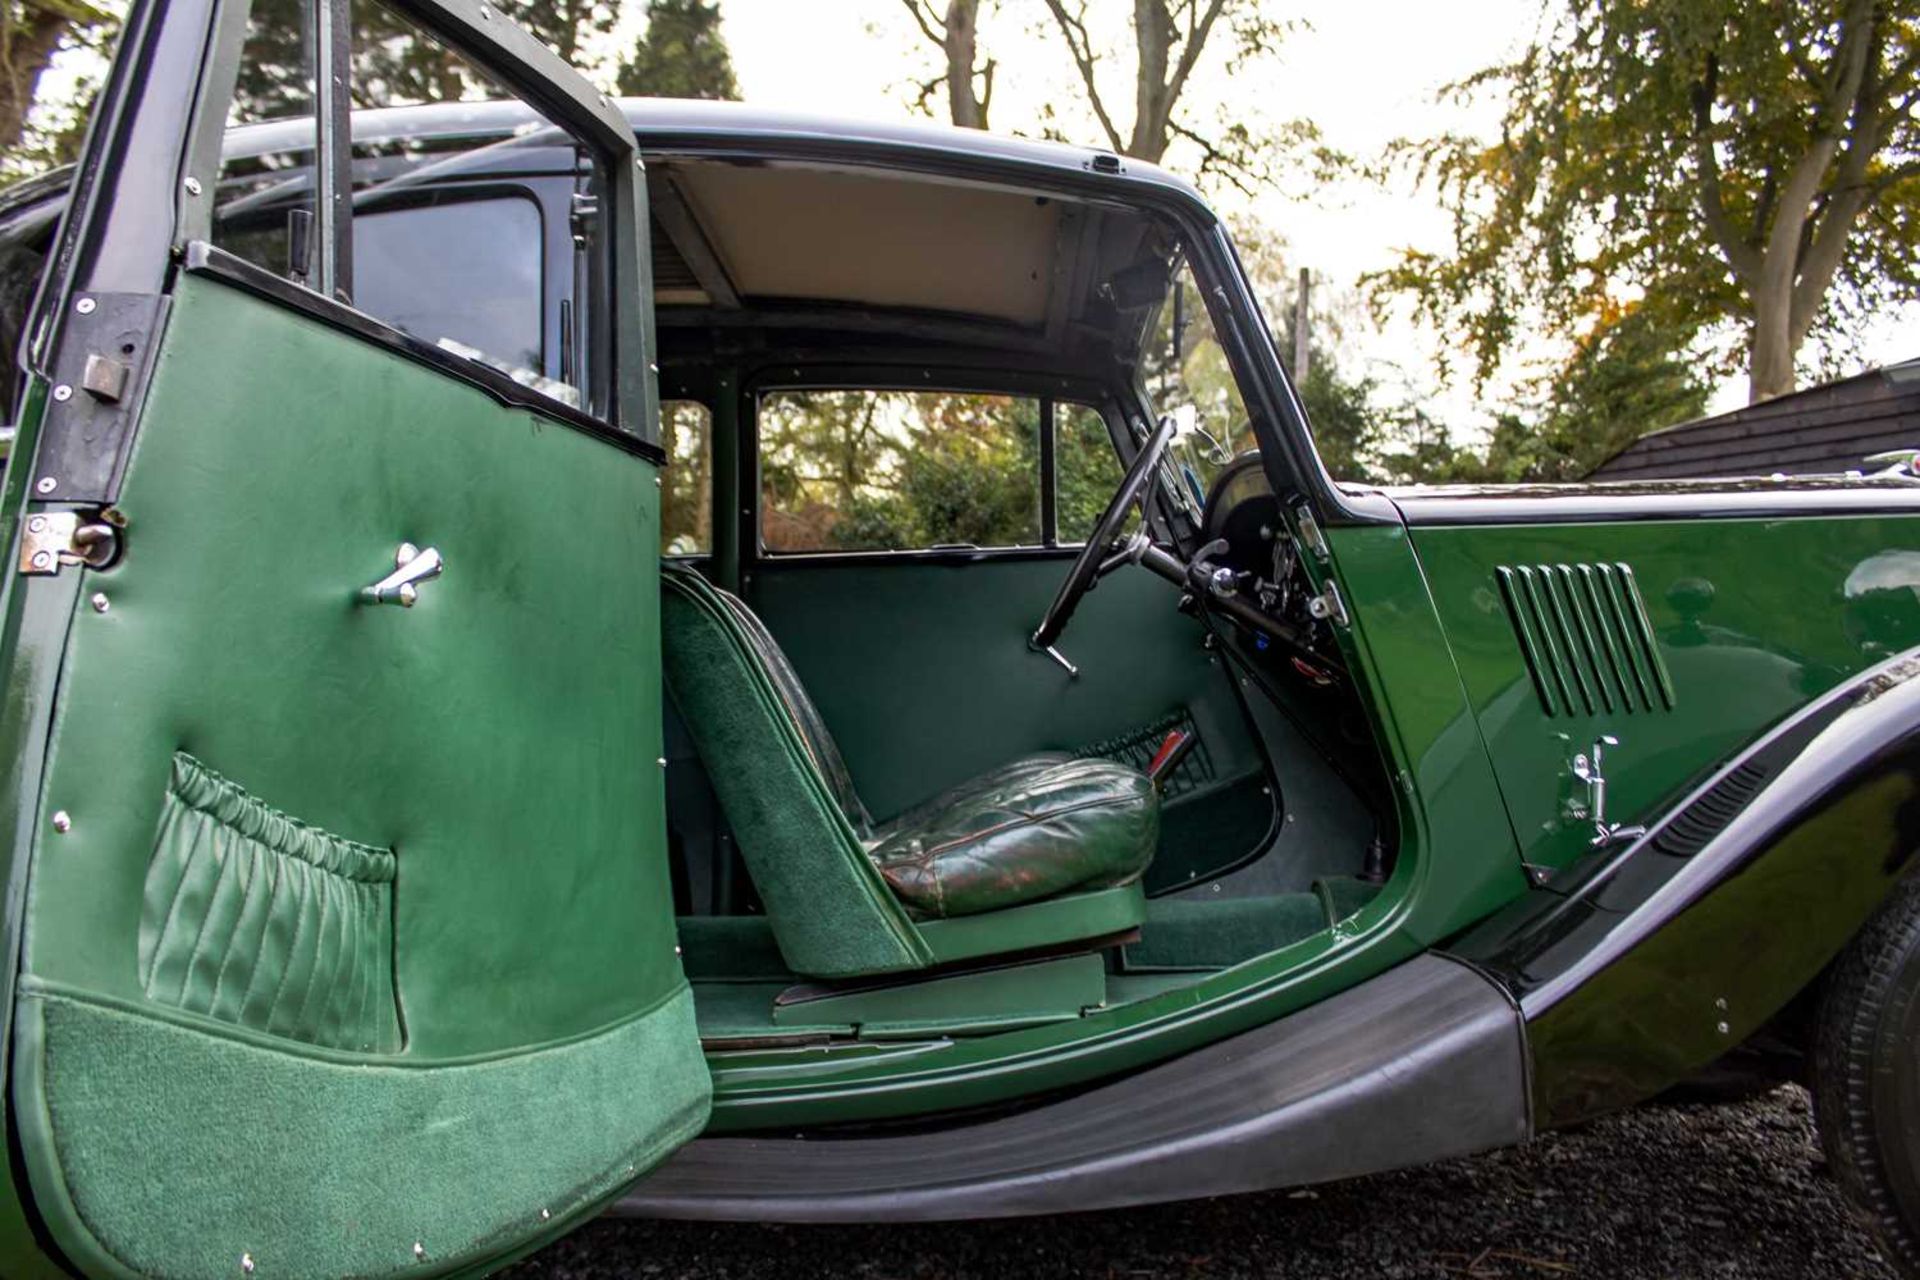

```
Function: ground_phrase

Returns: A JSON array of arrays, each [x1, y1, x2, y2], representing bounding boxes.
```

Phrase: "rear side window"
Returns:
[[208, 0, 605, 414], [758, 389, 1042, 554], [353, 198, 544, 378]]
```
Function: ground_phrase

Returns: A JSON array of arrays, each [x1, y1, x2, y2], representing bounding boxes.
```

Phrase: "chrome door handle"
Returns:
[[360, 542, 443, 607]]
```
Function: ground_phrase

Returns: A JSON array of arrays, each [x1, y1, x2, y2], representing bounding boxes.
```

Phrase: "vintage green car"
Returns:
[[5, 0, 1920, 1276]]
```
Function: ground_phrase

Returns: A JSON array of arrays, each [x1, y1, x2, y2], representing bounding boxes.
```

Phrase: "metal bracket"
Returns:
[[31, 292, 168, 503], [1569, 734, 1639, 846], [17, 510, 122, 576], [1305, 580, 1349, 628], [1293, 504, 1330, 562]]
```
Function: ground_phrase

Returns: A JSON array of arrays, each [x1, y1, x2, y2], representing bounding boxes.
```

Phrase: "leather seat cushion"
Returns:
[[867, 755, 1159, 919]]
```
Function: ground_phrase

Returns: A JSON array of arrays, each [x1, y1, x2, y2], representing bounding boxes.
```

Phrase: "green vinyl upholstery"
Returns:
[[661, 566, 1156, 977], [869, 753, 1156, 918]]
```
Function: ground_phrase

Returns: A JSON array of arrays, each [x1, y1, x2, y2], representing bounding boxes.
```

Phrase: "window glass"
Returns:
[[1055, 402, 1123, 544], [354, 198, 543, 377], [1147, 260, 1256, 516], [662, 400, 712, 555], [213, 0, 316, 279], [210, 0, 604, 413], [759, 390, 1041, 554]]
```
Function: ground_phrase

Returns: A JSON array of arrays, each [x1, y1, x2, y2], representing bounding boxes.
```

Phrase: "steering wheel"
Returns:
[[1030, 414, 1179, 664]]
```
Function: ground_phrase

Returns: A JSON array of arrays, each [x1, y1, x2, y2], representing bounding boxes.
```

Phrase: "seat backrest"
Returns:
[[708, 589, 875, 835], [661, 567, 931, 977]]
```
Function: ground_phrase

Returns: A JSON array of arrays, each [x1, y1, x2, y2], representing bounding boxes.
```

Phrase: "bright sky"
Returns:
[[700, 0, 1919, 431]]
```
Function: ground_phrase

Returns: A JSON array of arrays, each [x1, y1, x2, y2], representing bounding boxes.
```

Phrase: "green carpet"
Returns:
[[16, 984, 710, 1280]]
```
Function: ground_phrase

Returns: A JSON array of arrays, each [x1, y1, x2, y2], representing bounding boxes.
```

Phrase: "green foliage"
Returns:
[[759, 390, 1042, 553], [1293, 362, 1378, 481], [1366, 306, 1712, 485], [1055, 404, 1122, 542], [0, 0, 116, 179], [616, 0, 738, 100], [224, 0, 623, 123], [660, 400, 712, 554], [1525, 305, 1711, 478], [1368, 0, 1920, 400]]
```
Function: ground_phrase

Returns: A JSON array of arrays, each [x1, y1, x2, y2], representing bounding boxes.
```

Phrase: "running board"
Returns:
[[618, 954, 1528, 1221]]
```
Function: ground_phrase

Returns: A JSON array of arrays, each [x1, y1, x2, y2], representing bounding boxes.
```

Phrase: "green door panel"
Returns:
[[1412, 516, 1920, 872], [745, 556, 1268, 824], [9, 274, 709, 1277]]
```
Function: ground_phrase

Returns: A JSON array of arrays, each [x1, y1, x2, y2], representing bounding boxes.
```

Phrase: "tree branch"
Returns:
[[1040, 0, 1125, 153], [1690, 52, 1762, 282], [898, 0, 945, 48], [1789, 0, 1885, 346], [1166, 118, 1259, 197], [1162, 0, 1227, 125]]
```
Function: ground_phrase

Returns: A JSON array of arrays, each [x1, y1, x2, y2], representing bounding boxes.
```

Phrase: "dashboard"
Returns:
[[1194, 451, 1340, 677]]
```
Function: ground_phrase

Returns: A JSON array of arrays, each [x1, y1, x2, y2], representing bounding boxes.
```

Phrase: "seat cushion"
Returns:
[[867, 756, 1159, 919]]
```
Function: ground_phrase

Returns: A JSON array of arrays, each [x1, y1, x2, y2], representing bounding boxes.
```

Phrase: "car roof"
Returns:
[[219, 97, 1204, 203]]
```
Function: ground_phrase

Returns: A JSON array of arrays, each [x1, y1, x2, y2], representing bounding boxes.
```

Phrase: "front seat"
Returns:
[[661, 565, 1158, 980]]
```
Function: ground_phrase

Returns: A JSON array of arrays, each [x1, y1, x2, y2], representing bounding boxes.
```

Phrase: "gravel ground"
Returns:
[[508, 1085, 1898, 1280]]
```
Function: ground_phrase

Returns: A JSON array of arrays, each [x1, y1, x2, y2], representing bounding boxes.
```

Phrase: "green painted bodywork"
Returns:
[[1411, 516, 1920, 873]]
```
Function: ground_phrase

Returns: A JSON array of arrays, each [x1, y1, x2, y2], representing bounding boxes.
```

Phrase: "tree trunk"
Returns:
[[1747, 279, 1797, 403], [942, 0, 985, 129], [0, 1, 72, 158], [1128, 0, 1170, 161]]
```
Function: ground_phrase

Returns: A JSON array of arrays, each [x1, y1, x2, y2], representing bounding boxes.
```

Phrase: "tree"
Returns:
[[0, 0, 111, 175], [224, 0, 620, 123], [1526, 306, 1711, 478], [617, 0, 739, 100], [1036, 0, 1305, 193], [1371, 0, 1920, 404], [900, 0, 992, 128], [1369, 307, 1711, 486]]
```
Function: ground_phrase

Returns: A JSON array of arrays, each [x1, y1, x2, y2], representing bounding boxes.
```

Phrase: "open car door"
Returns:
[[0, 1, 708, 1276]]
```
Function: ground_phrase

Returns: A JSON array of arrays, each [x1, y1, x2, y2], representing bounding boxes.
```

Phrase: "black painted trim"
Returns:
[[1039, 395, 1058, 547], [182, 241, 667, 465]]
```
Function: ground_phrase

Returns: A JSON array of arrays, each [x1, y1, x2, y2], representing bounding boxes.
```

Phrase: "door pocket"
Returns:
[[137, 752, 401, 1053]]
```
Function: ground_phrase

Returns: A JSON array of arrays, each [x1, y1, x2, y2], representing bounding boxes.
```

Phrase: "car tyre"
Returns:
[[1815, 872, 1920, 1278]]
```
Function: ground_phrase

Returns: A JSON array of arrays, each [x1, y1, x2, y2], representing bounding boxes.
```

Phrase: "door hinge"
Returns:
[[17, 509, 122, 576], [1305, 580, 1349, 628]]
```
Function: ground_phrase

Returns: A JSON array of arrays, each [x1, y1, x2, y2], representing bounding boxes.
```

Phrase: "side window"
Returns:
[[209, 0, 604, 412], [1054, 402, 1123, 544], [213, 0, 318, 275], [662, 400, 712, 555], [758, 390, 1041, 554]]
